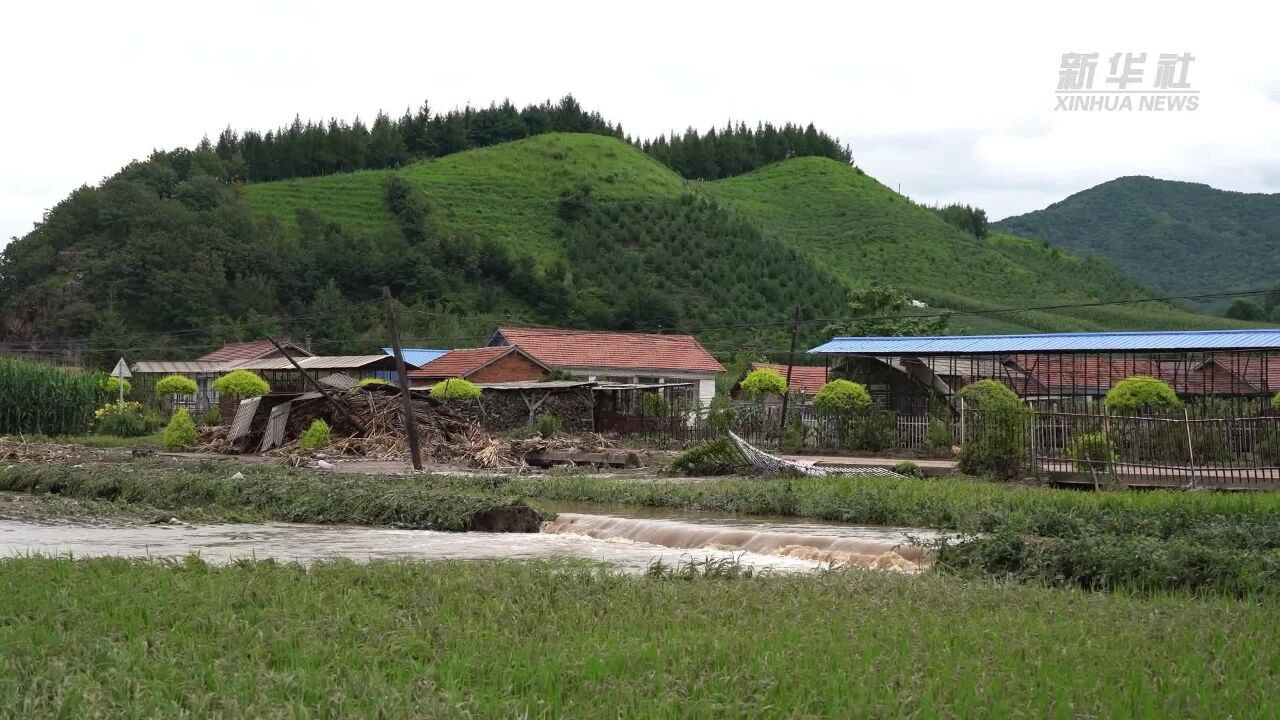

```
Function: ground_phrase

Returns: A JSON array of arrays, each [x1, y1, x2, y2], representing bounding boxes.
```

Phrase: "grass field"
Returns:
[[242, 133, 1244, 335], [1, 557, 1273, 718]]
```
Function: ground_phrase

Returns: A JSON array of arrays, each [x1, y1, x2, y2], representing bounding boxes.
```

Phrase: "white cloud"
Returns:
[[2, 0, 1279, 242]]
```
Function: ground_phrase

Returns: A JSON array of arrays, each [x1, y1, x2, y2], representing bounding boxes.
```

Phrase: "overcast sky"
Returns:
[[3, 0, 1279, 247]]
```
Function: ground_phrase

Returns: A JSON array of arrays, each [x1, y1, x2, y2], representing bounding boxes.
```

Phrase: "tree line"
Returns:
[[200, 95, 853, 184]]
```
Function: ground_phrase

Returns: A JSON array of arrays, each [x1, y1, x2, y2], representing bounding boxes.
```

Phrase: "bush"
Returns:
[[95, 375, 132, 402], [430, 378, 481, 403], [0, 358, 98, 435], [669, 439, 745, 476], [813, 380, 871, 416], [706, 395, 735, 431], [780, 415, 808, 453], [850, 409, 897, 452], [1104, 376, 1180, 414], [922, 414, 954, 457], [154, 374, 198, 395], [640, 392, 673, 417], [1067, 431, 1115, 469], [532, 413, 563, 437], [299, 419, 331, 450], [1273, 392, 1280, 411], [359, 378, 391, 387], [94, 401, 151, 438], [957, 380, 1030, 481], [740, 368, 787, 398], [163, 408, 198, 450], [199, 407, 223, 427], [894, 461, 924, 478], [213, 370, 271, 398]]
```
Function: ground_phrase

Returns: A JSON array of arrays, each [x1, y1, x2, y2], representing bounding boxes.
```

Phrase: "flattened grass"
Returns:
[[1, 557, 1275, 718], [0, 461, 537, 531]]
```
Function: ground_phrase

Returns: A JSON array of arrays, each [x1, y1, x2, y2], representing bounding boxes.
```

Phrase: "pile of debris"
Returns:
[[197, 386, 624, 470], [0, 437, 92, 464]]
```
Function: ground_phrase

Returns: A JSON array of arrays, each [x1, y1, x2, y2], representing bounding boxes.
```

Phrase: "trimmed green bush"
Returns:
[[163, 408, 198, 450], [213, 370, 270, 398], [155, 375, 198, 395], [299, 419, 331, 450], [430, 378, 482, 403], [813, 380, 871, 416], [740, 368, 787, 398], [1104, 375, 1180, 414], [958, 380, 1031, 481], [358, 378, 391, 387], [95, 375, 132, 401]]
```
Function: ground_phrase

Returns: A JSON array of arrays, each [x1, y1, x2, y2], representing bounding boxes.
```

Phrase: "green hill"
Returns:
[[245, 136, 1243, 335], [993, 176, 1280, 316], [0, 133, 1250, 364]]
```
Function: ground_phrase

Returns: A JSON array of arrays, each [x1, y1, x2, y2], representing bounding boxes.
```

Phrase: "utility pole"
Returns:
[[384, 287, 422, 471], [778, 305, 801, 435]]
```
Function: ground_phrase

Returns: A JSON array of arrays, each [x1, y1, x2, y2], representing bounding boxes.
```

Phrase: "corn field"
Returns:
[[0, 358, 98, 435]]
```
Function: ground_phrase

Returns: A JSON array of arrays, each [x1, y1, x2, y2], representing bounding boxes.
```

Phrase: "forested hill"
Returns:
[[994, 176, 1280, 317], [0, 105, 1250, 368]]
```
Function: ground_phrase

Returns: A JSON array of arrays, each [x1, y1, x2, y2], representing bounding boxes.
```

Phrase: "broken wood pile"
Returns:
[[0, 437, 97, 464], [197, 387, 621, 470]]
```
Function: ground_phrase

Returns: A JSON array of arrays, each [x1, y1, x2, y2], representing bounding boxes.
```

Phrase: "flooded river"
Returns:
[[0, 497, 939, 573]]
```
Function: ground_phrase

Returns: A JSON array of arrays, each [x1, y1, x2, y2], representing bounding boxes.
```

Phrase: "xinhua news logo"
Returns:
[[1056, 53, 1198, 111]]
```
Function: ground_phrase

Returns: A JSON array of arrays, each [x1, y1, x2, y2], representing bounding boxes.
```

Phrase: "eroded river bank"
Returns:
[[0, 492, 937, 572]]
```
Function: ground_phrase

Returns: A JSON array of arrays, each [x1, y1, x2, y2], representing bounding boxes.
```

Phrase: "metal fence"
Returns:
[[609, 401, 1280, 486]]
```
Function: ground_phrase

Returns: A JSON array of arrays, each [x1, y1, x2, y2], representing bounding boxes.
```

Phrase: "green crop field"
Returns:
[[1, 557, 1274, 718], [244, 133, 1246, 335]]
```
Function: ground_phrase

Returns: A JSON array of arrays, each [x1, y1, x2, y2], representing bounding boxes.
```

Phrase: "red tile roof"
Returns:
[[198, 339, 311, 363], [751, 363, 828, 395], [407, 346, 544, 379], [492, 327, 724, 374]]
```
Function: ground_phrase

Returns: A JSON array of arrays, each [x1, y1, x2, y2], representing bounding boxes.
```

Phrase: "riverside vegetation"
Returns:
[[0, 462, 541, 532], [1, 556, 1275, 718], [6, 460, 1280, 594]]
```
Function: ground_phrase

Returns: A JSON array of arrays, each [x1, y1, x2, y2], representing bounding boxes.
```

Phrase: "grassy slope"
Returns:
[[703, 159, 1252, 333], [245, 134, 1243, 334], [994, 176, 1280, 305], [244, 133, 685, 263], [3, 557, 1274, 718]]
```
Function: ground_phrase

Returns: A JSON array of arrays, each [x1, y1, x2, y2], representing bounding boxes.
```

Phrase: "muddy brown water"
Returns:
[[0, 496, 940, 573]]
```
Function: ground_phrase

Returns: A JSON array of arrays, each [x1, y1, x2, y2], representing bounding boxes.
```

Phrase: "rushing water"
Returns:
[[0, 498, 938, 573]]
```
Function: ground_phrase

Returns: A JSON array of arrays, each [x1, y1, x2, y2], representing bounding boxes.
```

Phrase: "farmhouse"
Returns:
[[408, 346, 549, 385], [487, 327, 723, 406]]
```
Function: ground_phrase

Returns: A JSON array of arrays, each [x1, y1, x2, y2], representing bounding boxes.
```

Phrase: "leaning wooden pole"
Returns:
[[778, 305, 801, 435], [384, 287, 423, 471], [265, 335, 368, 436]]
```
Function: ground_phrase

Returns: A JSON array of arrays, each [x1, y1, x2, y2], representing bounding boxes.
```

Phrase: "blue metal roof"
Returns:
[[382, 347, 448, 368], [808, 329, 1280, 356]]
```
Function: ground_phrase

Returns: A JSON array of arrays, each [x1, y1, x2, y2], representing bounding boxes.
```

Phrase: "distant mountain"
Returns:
[[994, 176, 1280, 313]]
